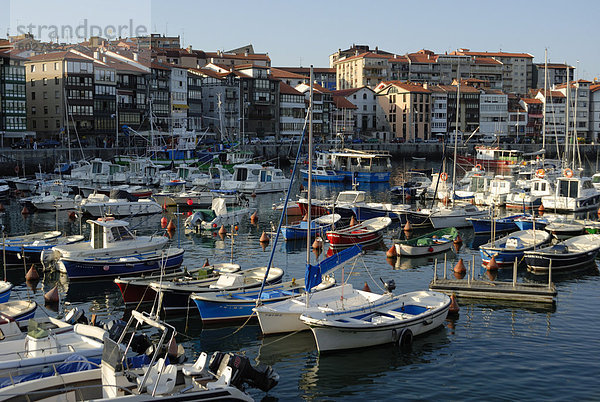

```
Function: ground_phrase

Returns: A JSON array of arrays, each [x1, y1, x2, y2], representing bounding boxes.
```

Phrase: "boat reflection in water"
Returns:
[[257, 331, 316, 366], [298, 326, 449, 400]]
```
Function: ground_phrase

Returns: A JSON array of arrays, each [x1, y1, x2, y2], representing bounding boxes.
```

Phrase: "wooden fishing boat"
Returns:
[[394, 227, 458, 257], [524, 234, 600, 275], [479, 229, 551, 267], [282, 214, 341, 241], [326, 217, 392, 248]]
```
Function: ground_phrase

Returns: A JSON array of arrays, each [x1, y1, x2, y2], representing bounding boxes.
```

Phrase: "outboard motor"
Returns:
[[64, 307, 88, 325], [380, 278, 396, 294], [104, 319, 127, 341], [208, 351, 227, 374], [226, 354, 279, 392]]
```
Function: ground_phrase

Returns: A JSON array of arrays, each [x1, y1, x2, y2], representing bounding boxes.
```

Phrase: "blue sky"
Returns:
[[3, 0, 600, 80]]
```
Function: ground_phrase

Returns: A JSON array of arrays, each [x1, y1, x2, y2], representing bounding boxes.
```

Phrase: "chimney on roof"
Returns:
[[133, 52, 138, 62], [375, 46, 378, 53]]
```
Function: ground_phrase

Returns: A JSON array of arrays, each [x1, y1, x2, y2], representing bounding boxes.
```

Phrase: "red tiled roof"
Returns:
[[25, 51, 90, 62], [455, 50, 534, 59], [279, 82, 303, 96], [521, 98, 542, 104], [276, 67, 335, 74], [335, 51, 392, 63], [406, 53, 437, 63], [474, 57, 502, 65], [535, 63, 573, 69], [332, 96, 357, 109], [380, 81, 432, 93], [591, 84, 600, 93], [269, 67, 305, 80], [331, 87, 365, 97], [205, 52, 271, 62]]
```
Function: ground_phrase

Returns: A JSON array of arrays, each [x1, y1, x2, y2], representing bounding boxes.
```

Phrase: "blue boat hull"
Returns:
[[300, 171, 345, 182], [479, 248, 527, 266], [60, 250, 185, 280], [338, 171, 390, 183], [470, 215, 527, 234], [193, 286, 304, 323], [0, 287, 12, 304], [351, 206, 398, 221], [514, 220, 548, 231], [282, 224, 332, 241]]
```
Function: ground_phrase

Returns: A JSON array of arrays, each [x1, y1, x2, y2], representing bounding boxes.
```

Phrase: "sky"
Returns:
[[3, 0, 600, 80]]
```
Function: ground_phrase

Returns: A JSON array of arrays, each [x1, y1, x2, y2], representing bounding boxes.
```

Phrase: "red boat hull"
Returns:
[[456, 155, 515, 168], [297, 202, 330, 218], [326, 228, 384, 248], [115, 281, 157, 304]]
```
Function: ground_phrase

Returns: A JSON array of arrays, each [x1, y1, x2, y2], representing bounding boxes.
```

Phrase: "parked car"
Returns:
[[10, 140, 28, 149], [250, 137, 261, 144], [391, 137, 405, 143], [352, 138, 363, 144], [70, 139, 89, 147], [38, 139, 61, 148], [367, 138, 379, 143]]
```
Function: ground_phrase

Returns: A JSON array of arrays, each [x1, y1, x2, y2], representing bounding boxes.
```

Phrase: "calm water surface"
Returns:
[[4, 160, 600, 401]]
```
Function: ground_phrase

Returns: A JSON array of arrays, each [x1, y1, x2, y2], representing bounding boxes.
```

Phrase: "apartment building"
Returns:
[[479, 90, 508, 135], [237, 65, 280, 139], [169, 65, 188, 131], [331, 96, 357, 135], [452, 49, 534, 95], [331, 87, 378, 133], [375, 81, 432, 141], [535, 89, 566, 140], [590, 84, 600, 143], [443, 84, 480, 136], [26, 51, 95, 139], [335, 52, 391, 90], [554, 80, 591, 140], [295, 82, 332, 140], [430, 86, 447, 139], [0, 50, 27, 141], [519, 98, 543, 140], [276, 67, 336, 91], [187, 69, 202, 131], [149, 62, 171, 131], [196, 68, 240, 139], [279, 82, 306, 138], [134, 34, 181, 50], [533, 63, 574, 88]]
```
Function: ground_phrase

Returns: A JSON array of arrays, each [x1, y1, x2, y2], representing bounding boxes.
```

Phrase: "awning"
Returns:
[[172, 104, 189, 109]]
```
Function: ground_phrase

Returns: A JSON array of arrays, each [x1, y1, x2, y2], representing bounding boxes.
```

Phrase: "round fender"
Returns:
[[398, 328, 413, 349]]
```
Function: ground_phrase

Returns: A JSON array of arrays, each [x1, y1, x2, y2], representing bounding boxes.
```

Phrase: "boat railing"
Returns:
[[3, 358, 102, 388]]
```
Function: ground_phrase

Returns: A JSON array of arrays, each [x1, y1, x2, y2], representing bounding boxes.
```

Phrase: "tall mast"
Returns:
[[451, 64, 460, 203], [542, 48, 547, 153], [305, 66, 314, 306], [565, 63, 570, 168]]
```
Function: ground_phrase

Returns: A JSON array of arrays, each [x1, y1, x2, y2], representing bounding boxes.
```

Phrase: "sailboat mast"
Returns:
[[542, 49, 547, 153], [451, 64, 460, 202], [306, 67, 314, 264], [565, 64, 570, 169]]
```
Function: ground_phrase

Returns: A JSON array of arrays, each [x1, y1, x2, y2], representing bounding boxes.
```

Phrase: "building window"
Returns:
[[43, 92, 48, 99], [31, 106, 36, 115], [55, 105, 60, 114], [31, 79, 35, 87], [55, 77, 59, 85], [32, 120, 36, 129], [44, 120, 49, 128], [30, 65, 35, 72], [56, 120, 60, 128], [31, 92, 36, 100], [44, 106, 48, 114], [55, 62, 59, 70], [43, 78, 47, 86], [42, 64, 47, 72]]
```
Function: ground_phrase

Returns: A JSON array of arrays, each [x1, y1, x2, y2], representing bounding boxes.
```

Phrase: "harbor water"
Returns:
[[2, 160, 600, 400]]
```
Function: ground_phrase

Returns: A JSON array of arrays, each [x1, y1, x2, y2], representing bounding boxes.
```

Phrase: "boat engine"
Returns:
[[207, 352, 279, 392], [380, 278, 396, 294]]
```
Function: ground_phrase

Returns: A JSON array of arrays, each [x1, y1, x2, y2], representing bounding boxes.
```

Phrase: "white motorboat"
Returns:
[[299, 287, 451, 352], [220, 163, 291, 194], [474, 175, 515, 207], [419, 203, 487, 229], [31, 191, 79, 211], [170, 186, 240, 208], [541, 174, 600, 212], [80, 190, 161, 217], [42, 217, 168, 272], [184, 197, 255, 232], [0, 322, 107, 377]]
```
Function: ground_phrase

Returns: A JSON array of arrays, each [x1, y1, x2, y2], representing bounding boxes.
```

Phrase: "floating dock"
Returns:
[[429, 256, 557, 304], [429, 278, 556, 304]]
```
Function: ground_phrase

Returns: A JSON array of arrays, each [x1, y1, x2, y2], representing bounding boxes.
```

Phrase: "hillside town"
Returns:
[[0, 33, 598, 148]]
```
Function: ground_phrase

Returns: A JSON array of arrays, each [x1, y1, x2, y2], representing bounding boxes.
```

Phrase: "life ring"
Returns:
[[536, 168, 545, 178], [564, 168, 573, 178], [440, 172, 448, 182], [475, 164, 482, 170]]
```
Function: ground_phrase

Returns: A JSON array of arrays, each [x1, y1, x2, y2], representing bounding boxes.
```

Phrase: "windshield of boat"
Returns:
[[111, 226, 134, 241], [558, 180, 578, 198]]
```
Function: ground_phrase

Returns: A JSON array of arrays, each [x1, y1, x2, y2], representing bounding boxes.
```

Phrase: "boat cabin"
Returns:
[[315, 149, 391, 173], [488, 176, 515, 196], [87, 218, 135, 249], [556, 177, 594, 199], [475, 147, 522, 164], [231, 164, 286, 183], [335, 190, 366, 204], [530, 178, 554, 197]]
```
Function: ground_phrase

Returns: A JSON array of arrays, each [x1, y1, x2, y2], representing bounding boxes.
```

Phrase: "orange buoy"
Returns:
[[259, 231, 270, 243], [25, 265, 39, 281], [486, 269, 498, 281], [538, 203, 545, 216], [44, 285, 59, 303], [403, 221, 412, 232], [312, 237, 323, 249], [448, 293, 460, 314], [21, 206, 29, 215], [597, 207, 600, 218], [349, 216, 357, 227], [167, 219, 176, 231], [302, 214, 308, 221], [160, 217, 168, 228], [162, 201, 167, 211], [386, 245, 397, 258], [250, 211, 258, 224], [454, 270, 466, 279], [218, 225, 227, 235], [453, 258, 466, 274], [362, 282, 371, 292], [251, 192, 257, 198], [487, 256, 499, 271]]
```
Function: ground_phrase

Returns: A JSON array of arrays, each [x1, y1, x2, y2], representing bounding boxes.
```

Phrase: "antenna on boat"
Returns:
[[305, 66, 314, 308]]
